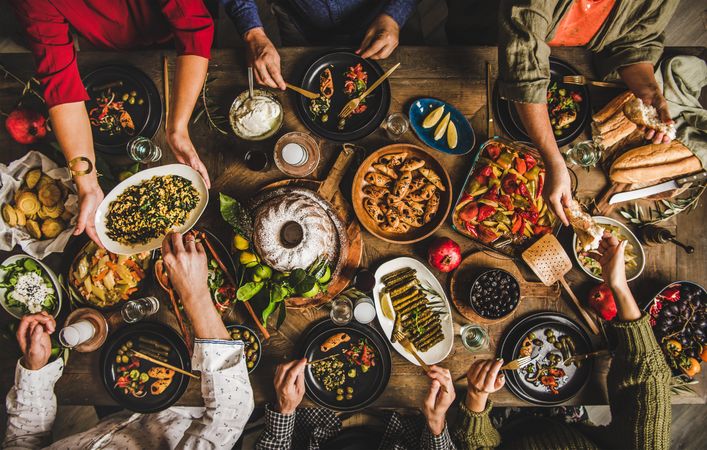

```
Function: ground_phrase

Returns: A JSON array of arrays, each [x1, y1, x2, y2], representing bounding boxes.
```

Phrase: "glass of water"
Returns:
[[460, 323, 489, 352], [384, 113, 409, 140], [565, 140, 601, 168], [330, 296, 353, 325], [127, 136, 162, 163], [122, 296, 160, 323]]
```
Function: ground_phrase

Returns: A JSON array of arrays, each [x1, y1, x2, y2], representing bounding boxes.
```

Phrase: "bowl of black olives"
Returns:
[[469, 269, 521, 320], [227, 325, 261, 373], [646, 281, 706, 378]]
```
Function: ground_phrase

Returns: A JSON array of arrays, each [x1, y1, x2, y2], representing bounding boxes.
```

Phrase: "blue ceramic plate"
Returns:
[[409, 98, 475, 155]]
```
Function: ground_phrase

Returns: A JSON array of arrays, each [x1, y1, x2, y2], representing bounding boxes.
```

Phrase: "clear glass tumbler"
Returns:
[[127, 136, 162, 163], [121, 296, 160, 323]]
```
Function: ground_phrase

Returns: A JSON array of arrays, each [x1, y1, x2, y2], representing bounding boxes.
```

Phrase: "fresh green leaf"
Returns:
[[275, 302, 287, 330], [289, 268, 307, 286], [295, 276, 316, 295], [236, 281, 264, 301], [270, 283, 290, 303], [219, 193, 253, 239]]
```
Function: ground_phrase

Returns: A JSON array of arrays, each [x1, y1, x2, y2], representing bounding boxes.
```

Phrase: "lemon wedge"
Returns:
[[422, 105, 445, 129], [434, 112, 451, 141], [380, 291, 395, 320], [446, 120, 458, 149]]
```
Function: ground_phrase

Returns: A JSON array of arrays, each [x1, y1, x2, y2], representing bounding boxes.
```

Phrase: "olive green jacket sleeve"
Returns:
[[451, 400, 501, 450], [497, 0, 680, 104], [584, 313, 673, 450], [497, 0, 555, 104]]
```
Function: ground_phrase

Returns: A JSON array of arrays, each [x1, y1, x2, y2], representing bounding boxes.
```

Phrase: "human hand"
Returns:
[[73, 179, 104, 247], [543, 160, 572, 226], [166, 130, 211, 188], [244, 27, 286, 90], [638, 88, 673, 144], [274, 358, 307, 415], [422, 366, 456, 436], [465, 359, 505, 412], [356, 14, 400, 60], [161, 232, 210, 310], [590, 232, 628, 291], [16, 312, 56, 371]]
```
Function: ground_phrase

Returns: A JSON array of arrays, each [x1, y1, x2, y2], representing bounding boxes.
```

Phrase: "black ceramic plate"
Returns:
[[100, 321, 191, 413], [295, 50, 391, 141], [498, 312, 592, 405], [301, 319, 391, 412], [83, 65, 163, 154], [494, 58, 590, 147]]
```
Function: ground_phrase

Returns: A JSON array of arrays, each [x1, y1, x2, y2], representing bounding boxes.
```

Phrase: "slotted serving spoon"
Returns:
[[522, 234, 600, 334]]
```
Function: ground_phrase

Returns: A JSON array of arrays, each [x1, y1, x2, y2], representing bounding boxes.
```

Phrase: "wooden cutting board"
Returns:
[[449, 250, 561, 325], [257, 146, 363, 309]]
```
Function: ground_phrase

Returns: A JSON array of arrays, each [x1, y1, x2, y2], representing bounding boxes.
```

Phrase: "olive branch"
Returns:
[[192, 74, 228, 135], [619, 183, 705, 226]]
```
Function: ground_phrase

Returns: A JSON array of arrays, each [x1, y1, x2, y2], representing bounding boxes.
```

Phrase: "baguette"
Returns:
[[592, 91, 634, 123], [595, 116, 637, 149], [610, 156, 702, 184], [612, 141, 693, 169], [623, 97, 677, 140]]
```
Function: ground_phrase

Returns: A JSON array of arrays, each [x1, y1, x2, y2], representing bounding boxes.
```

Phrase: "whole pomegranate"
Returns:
[[5, 108, 47, 144], [427, 237, 462, 273], [587, 283, 617, 321]]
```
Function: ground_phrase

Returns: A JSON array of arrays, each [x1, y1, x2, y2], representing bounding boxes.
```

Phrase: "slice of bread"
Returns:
[[623, 97, 677, 140], [564, 200, 603, 251], [592, 91, 634, 123]]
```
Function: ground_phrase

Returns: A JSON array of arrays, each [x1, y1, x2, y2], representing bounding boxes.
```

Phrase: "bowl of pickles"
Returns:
[[227, 325, 261, 373]]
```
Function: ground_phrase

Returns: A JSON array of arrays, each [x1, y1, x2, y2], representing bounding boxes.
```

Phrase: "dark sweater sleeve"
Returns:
[[587, 313, 672, 450], [451, 400, 500, 449]]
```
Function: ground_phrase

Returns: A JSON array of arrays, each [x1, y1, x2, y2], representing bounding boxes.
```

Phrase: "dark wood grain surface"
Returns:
[[0, 47, 704, 408]]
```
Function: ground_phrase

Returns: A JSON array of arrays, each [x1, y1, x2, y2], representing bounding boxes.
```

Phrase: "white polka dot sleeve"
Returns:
[[176, 339, 255, 450], [2, 358, 64, 450]]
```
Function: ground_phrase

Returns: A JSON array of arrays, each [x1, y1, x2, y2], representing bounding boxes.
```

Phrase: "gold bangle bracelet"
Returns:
[[68, 156, 93, 177]]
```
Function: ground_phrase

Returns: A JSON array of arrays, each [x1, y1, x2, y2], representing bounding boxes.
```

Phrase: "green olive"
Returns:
[[121, 355, 129, 364], [252, 342, 259, 351], [128, 97, 135, 105], [247, 361, 254, 369], [336, 395, 343, 401], [137, 98, 144, 105], [121, 93, 129, 101], [336, 388, 344, 395], [345, 394, 353, 400], [126, 341, 133, 348], [130, 90, 137, 97]]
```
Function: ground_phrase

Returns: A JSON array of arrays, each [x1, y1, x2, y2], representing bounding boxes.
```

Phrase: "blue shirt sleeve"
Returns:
[[383, 0, 416, 27], [220, 0, 263, 36]]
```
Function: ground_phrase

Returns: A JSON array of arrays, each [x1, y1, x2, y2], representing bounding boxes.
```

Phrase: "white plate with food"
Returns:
[[0, 254, 62, 319], [572, 216, 645, 282], [373, 257, 453, 365], [94, 164, 208, 255]]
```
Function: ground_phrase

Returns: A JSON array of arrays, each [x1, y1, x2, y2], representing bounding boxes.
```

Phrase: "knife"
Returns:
[[609, 171, 707, 205]]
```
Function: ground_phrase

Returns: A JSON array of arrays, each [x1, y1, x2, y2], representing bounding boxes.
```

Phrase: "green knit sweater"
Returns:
[[452, 314, 672, 450]]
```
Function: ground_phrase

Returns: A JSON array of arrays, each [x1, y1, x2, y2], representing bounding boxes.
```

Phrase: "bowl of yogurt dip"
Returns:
[[229, 88, 283, 141]]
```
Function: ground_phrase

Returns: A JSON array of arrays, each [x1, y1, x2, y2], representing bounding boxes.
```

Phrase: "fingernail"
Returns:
[[499, 374, 505, 380]]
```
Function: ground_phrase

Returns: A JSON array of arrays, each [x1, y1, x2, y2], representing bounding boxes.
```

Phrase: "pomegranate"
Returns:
[[5, 108, 47, 144], [427, 237, 462, 273], [587, 283, 617, 321]]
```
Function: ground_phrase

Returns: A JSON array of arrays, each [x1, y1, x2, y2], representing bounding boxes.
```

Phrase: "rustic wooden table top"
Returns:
[[0, 47, 704, 408]]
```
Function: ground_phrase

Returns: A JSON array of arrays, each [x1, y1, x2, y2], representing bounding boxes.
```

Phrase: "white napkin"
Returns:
[[0, 151, 78, 259]]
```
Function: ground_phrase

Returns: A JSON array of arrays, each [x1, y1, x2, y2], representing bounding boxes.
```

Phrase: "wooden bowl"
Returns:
[[352, 144, 452, 244]]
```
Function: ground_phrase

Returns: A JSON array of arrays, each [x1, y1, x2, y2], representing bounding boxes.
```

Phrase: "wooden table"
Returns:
[[0, 47, 705, 408]]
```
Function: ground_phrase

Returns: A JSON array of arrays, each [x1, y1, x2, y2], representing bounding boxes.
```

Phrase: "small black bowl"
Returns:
[[226, 324, 262, 373], [469, 269, 521, 320]]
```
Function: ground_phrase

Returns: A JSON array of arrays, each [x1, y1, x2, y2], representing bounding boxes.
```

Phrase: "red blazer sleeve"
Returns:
[[9, 0, 89, 108], [159, 0, 215, 59]]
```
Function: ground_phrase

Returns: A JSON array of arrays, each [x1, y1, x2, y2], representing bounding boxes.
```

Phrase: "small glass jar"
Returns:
[[121, 296, 160, 323], [459, 323, 489, 352], [384, 113, 409, 140], [565, 140, 601, 168], [329, 295, 353, 326]]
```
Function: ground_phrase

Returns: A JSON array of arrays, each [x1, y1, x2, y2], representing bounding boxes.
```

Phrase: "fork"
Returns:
[[562, 75, 624, 88], [454, 356, 532, 382], [339, 62, 400, 118], [392, 329, 448, 393]]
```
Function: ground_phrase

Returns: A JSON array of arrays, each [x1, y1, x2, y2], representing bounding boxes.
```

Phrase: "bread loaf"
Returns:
[[592, 91, 634, 123], [623, 97, 677, 140], [609, 141, 703, 184]]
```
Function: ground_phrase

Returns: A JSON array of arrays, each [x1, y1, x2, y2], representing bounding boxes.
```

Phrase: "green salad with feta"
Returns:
[[0, 258, 57, 315]]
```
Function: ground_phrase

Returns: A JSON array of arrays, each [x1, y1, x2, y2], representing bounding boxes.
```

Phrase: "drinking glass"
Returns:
[[122, 296, 160, 323], [565, 140, 601, 168], [460, 323, 489, 352], [384, 113, 409, 140], [329, 296, 353, 325], [127, 136, 162, 163], [244, 150, 271, 171]]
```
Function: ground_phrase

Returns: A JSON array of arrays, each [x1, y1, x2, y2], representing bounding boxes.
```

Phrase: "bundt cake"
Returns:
[[252, 193, 338, 272]]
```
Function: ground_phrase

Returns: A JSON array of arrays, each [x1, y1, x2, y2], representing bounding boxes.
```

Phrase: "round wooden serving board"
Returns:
[[450, 251, 561, 325], [351, 143, 452, 244], [257, 147, 363, 309]]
